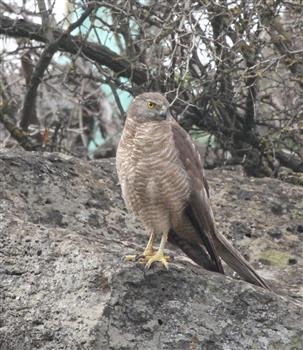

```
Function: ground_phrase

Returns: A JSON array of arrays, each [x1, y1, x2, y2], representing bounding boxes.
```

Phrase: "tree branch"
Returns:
[[0, 14, 148, 85], [19, 5, 96, 130], [0, 110, 39, 151], [261, 5, 303, 89]]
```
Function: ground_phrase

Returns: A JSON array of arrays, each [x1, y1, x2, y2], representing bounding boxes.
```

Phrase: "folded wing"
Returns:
[[169, 119, 269, 289]]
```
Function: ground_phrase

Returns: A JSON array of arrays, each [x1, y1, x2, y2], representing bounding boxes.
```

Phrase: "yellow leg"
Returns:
[[145, 231, 169, 270], [125, 232, 155, 262], [142, 231, 155, 256]]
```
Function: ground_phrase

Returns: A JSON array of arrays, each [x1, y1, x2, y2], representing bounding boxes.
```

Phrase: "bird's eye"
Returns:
[[147, 101, 156, 109]]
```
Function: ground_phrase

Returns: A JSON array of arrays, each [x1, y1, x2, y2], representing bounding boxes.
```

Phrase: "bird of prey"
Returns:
[[116, 92, 269, 289]]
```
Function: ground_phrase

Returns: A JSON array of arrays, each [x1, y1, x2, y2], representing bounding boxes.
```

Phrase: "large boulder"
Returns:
[[0, 149, 302, 350]]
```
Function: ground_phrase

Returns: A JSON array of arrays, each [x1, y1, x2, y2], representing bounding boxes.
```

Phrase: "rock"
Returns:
[[297, 224, 303, 234], [267, 228, 283, 239], [0, 149, 302, 350]]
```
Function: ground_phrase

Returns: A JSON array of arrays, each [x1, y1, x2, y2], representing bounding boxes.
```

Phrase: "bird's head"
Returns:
[[127, 92, 171, 123]]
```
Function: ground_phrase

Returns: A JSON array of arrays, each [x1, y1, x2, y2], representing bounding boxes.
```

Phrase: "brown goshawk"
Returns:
[[116, 92, 269, 289]]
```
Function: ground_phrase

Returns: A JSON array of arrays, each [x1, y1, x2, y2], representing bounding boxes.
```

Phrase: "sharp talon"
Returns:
[[145, 253, 170, 270], [137, 254, 156, 264], [124, 254, 154, 264], [135, 254, 144, 261]]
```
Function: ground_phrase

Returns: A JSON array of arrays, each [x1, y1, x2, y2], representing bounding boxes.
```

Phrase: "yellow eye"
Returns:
[[147, 101, 156, 109]]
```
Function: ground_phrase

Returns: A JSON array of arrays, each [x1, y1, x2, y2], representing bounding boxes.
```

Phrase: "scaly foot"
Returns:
[[124, 254, 154, 264], [124, 254, 138, 262], [145, 251, 170, 270], [124, 243, 155, 264]]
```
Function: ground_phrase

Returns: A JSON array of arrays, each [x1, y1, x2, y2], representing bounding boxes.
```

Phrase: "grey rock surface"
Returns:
[[0, 149, 302, 350]]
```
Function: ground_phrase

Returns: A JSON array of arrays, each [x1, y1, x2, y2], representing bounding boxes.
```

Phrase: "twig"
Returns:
[[19, 5, 96, 131], [0, 14, 148, 85]]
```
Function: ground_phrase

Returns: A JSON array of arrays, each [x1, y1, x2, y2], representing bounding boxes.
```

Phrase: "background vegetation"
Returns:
[[0, 0, 302, 179]]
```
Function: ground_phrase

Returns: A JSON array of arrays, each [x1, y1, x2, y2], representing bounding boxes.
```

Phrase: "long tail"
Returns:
[[214, 231, 270, 289], [171, 190, 270, 289], [168, 230, 222, 273]]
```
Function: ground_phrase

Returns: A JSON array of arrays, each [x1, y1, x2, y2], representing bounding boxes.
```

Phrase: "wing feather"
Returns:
[[170, 118, 224, 273], [169, 117, 269, 289]]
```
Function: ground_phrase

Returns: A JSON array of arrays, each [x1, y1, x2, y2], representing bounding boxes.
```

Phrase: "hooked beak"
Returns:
[[159, 106, 169, 119]]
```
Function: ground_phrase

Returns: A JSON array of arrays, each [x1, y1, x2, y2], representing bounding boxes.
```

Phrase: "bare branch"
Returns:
[[0, 13, 148, 85], [19, 5, 96, 130]]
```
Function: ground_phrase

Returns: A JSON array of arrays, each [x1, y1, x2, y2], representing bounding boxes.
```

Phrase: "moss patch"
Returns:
[[260, 250, 294, 268]]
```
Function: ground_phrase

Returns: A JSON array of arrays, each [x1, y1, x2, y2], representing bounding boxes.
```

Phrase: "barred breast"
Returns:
[[116, 120, 191, 235]]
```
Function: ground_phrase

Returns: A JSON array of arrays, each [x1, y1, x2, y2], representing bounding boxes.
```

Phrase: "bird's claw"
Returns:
[[124, 252, 172, 269], [145, 252, 171, 270], [124, 254, 153, 263], [135, 254, 152, 262]]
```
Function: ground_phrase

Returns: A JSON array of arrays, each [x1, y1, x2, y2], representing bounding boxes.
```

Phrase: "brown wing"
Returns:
[[169, 118, 269, 289], [169, 118, 224, 274], [168, 229, 220, 272]]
